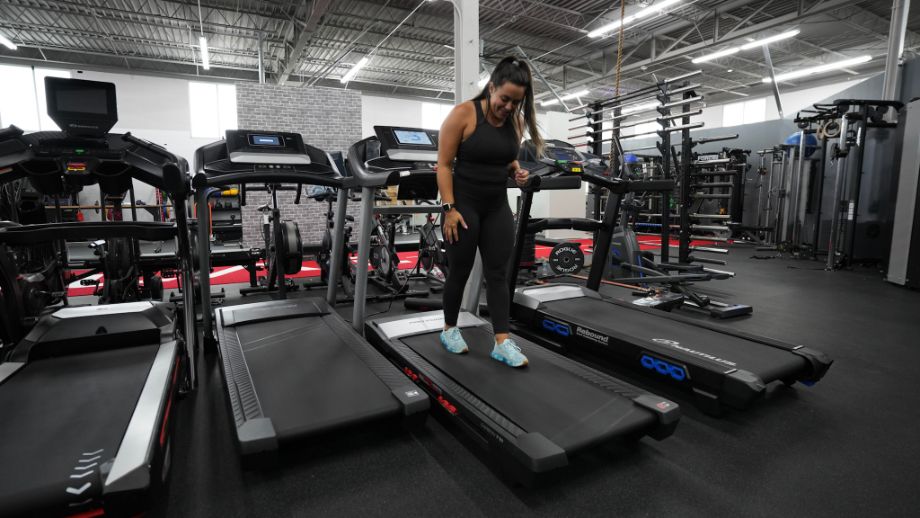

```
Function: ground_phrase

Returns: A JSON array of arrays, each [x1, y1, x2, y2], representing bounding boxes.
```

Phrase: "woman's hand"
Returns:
[[443, 209, 468, 243], [514, 168, 530, 187]]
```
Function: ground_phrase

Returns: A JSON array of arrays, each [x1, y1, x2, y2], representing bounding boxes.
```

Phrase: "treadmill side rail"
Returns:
[[791, 346, 834, 383], [0, 362, 25, 384], [104, 339, 178, 494]]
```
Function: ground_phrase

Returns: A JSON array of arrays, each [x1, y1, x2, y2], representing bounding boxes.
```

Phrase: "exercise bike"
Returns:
[[0, 226, 67, 346], [240, 183, 303, 297], [410, 199, 449, 284], [83, 237, 164, 303], [305, 186, 356, 297], [604, 186, 752, 318]]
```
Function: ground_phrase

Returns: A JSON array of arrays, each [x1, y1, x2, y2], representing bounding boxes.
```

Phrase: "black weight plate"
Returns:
[[549, 242, 585, 274]]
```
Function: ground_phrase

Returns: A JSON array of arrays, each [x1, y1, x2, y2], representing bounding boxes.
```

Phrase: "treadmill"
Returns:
[[194, 130, 428, 465], [508, 155, 833, 414], [350, 126, 680, 486], [0, 77, 196, 516]]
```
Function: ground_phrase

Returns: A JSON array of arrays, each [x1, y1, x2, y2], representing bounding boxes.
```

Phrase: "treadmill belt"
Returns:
[[399, 327, 654, 451], [233, 315, 401, 440], [547, 297, 804, 381], [0, 345, 158, 514]]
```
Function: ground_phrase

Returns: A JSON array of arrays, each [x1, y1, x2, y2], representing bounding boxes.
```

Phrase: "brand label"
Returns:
[[576, 326, 609, 345], [651, 338, 737, 367]]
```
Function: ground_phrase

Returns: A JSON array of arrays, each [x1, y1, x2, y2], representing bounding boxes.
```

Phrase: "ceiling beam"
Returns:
[[536, 0, 858, 98], [540, 0, 778, 81], [276, 0, 334, 84]]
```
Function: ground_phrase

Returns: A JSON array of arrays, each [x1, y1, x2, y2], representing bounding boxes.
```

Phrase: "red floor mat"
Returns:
[[65, 237, 720, 296]]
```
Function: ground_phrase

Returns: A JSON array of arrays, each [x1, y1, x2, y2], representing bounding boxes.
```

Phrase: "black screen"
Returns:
[[55, 88, 110, 115]]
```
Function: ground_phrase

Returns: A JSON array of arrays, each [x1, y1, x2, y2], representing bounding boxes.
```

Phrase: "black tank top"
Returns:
[[453, 100, 520, 197]]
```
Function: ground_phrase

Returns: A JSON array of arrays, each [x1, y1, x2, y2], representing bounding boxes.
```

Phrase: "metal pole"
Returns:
[[774, 149, 788, 243], [755, 152, 766, 228], [352, 186, 375, 332], [790, 130, 808, 245], [811, 135, 829, 253], [257, 32, 265, 84], [325, 186, 348, 305], [197, 188, 216, 351], [764, 150, 777, 243], [763, 46, 784, 118], [882, 0, 911, 101], [827, 115, 850, 269]]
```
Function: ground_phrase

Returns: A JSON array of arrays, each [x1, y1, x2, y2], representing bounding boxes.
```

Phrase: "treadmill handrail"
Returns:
[[0, 221, 177, 244], [193, 170, 342, 190], [0, 128, 189, 196]]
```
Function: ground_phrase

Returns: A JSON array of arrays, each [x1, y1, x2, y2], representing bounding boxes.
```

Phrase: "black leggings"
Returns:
[[443, 192, 514, 334]]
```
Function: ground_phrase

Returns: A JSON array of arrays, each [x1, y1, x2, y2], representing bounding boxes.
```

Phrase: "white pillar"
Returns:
[[452, 0, 486, 313], [454, 0, 480, 103], [882, 0, 911, 100]]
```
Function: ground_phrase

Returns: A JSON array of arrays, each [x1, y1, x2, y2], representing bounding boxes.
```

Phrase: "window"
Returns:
[[631, 121, 661, 137], [0, 65, 70, 130], [189, 82, 237, 138], [722, 97, 767, 127], [421, 102, 452, 130]]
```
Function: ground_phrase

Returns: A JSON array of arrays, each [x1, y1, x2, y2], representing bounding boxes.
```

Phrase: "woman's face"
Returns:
[[489, 82, 526, 120]]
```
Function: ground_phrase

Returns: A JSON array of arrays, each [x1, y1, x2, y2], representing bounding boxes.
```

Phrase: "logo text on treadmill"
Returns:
[[576, 326, 609, 345], [405, 390, 420, 398], [650, 338, 737, 367]]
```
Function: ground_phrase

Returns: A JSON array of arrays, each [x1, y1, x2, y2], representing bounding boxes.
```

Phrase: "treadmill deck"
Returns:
[[0, 345, 158, 515]]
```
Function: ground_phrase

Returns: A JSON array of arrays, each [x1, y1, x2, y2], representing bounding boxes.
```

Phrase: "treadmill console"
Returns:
[[45, 77, 118, 138], [225, 130, 311, 165], [373, 126, 439, 163]]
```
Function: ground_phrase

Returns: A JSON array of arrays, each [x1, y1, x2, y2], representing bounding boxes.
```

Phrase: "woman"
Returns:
[[436, 57, 544, 368]]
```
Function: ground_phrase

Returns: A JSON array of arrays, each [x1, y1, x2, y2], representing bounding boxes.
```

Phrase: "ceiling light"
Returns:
[[691, 47, 741, 64], [587, 0, 682, 38], [740, 29, 800, 50], [763, 55, 872, 83], [199, 36, 210, 70], [540, 89, 590, 107], [0, 32, 16, 50], [340, 56, 369, 83]]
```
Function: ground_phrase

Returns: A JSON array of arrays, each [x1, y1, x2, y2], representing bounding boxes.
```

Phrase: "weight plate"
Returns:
[[378, 248, 393, 278], [549, 243, 585, 274], [419, 250, 434, 272], [280, 221, 303, 275]]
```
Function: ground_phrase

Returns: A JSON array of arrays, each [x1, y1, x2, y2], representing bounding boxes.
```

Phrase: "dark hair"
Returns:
[[474, 57, 544, 157]]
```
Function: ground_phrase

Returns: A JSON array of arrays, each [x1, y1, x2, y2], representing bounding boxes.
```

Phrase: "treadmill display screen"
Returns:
[[56, 88, 109, 115], [248, 134, 283, 147], [394, 130, 433, 147]]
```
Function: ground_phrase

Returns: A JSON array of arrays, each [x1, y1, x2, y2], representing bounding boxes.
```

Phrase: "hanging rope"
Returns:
[[608, 0, 628, 169]]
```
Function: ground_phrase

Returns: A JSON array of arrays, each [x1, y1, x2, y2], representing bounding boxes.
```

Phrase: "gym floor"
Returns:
[[156, 247, 920, 517]]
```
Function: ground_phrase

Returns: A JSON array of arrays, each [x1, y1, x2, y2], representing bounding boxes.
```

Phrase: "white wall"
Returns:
[[769, 76, 873, 119], [361, 95, 424, 138], [66, 71, 218, 220]]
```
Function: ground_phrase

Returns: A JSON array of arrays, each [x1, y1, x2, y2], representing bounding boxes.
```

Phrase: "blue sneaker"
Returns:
[[439, 327, 469, 354], [491, 338, 528, 368]]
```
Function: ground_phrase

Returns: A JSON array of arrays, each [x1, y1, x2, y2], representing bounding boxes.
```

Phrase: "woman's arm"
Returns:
[[437, 103, 471, 205], [508, 114, 529, 186], [438, 102, 472, 243]]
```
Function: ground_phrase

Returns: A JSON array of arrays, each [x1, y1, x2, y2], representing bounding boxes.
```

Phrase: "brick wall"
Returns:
[[236, 83, 363, 249]]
